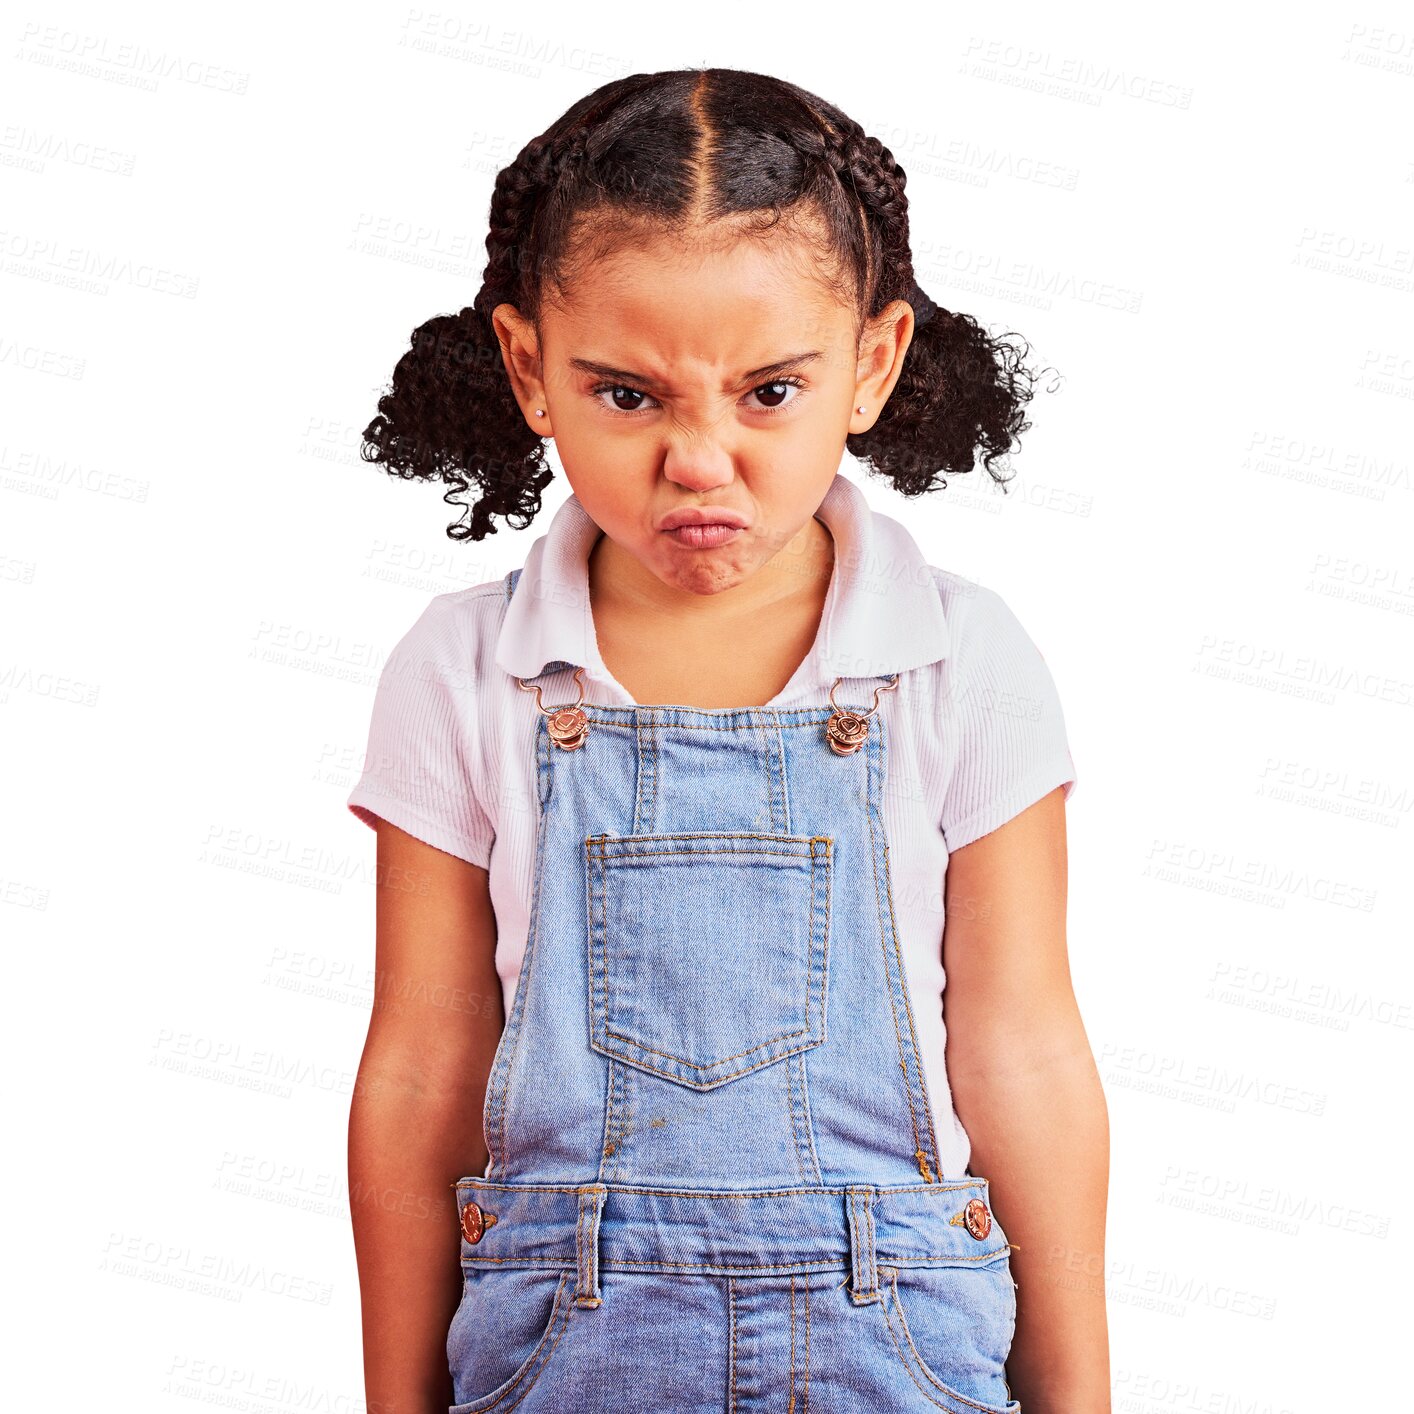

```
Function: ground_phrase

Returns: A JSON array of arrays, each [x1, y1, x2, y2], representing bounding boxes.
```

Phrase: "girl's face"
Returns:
[[494, 228, 914, 602]]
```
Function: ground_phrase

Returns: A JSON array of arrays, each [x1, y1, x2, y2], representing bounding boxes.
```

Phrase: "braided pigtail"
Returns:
[[800, 102, 1043, 494], [360, 68, 1049, 539], [359, 129, 594, 541]]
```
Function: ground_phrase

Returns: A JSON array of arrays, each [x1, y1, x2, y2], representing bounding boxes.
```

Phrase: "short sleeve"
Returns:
[[938, 585, 1077, 853], [345, 595, 495, 869]]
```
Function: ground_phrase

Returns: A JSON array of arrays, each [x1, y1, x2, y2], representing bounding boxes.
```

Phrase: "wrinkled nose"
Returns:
[[660, 432, 736, 492]]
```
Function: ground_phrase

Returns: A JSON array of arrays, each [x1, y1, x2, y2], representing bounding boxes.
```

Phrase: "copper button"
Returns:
[[825, 709, 870, 756], [963, 1197, 992, 1241], [547, 706, 589, 750], [460, 1200, 497, 1244]]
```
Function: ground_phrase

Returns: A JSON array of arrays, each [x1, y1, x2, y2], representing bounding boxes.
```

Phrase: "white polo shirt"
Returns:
[[347, 471, 1077, 1180]]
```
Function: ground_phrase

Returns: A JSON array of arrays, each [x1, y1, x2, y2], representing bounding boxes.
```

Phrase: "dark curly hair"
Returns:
[[361, 67, 1049, 542]]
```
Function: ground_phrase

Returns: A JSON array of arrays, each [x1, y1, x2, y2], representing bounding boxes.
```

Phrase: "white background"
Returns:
[[5, 2, 1411, 1409]]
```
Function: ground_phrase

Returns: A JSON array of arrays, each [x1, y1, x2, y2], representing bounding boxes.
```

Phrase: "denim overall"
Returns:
[[446, 569, 1020, 1413]]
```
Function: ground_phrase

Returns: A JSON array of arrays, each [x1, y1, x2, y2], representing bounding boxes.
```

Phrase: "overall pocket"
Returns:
[[875, 1252, 1020, 1414], [585, 831, 832, 1089], [446, 1266, 575, 1412]]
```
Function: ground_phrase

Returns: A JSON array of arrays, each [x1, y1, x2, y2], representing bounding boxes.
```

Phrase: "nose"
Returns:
[[660, 437, 735, 494]]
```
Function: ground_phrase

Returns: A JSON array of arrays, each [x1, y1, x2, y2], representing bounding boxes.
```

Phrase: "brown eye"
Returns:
[[747, 378, 804, 412], [606, 385, 648, 412], [589, 383, 660, 416]]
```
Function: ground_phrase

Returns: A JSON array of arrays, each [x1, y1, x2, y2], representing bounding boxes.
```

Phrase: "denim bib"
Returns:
[[445, 567, 1020, 1413]]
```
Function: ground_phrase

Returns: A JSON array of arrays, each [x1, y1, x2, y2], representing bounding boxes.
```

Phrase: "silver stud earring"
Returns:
[[856, 405, 866, 414], [534, 409, 545, 418]]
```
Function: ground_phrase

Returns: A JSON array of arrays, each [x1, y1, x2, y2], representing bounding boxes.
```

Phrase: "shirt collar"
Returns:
[[493, 472, 950, 703]]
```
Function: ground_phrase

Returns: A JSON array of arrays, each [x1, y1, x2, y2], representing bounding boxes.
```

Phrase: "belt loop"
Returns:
[[846, 1185, 879, 1304], [574, 1184, 607, 1309]]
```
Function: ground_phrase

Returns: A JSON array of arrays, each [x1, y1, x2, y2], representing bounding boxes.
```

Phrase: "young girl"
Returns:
[[347, 68, 1108, 1414]]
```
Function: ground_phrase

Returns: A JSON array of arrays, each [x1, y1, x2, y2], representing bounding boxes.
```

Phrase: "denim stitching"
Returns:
[[875, 693, 942, 1176], [765, 714, 788, 834], [574, 1191, 585, 1295], [878, 1288, 967, 1413], [594, 1036, 823, 1085], [461, 1254, 1004, 1270], [645, 708, 659, 834], [728, 1276, 738, 1413], [878, 1254, 1013, 1271], [796, 1051, 823, 1183], [588, 839, 820, 1074], [589, 835, 831, 856], [881, 833, 943, 1176], [856, 1188, 879, 1300], [597, 1058, 615, 1173], [867, 1191, 879, 1291], [848, 1188, 880, 1302], [864, 1188, 879, 1296], [786, 1053, 821, 1185], [454, 1178, 992, 1196], [593, 844, 822, 859], [576, 713, 840, 731], [574, 1186, 605, 1307], [802, 1272, 812, 1412], [590, 844, 826, 1065], [499, 716, 554, 1175], [482, 715, 551, 1179], [610, 1059, 631, 1176], [585, 836, 832, 1083], [587, 833, 610, 1077], [811, 836, 832, 1054], [611, 1062, 639, 1177], [457, 1269, 572, 1412], [880, 1266, 1016, 1414], [863, 718, 935, 1182], [847, 1190, 860, 1296], [786, 1054, 808, 1185], [789, 1272, 797, 1404], [597, 1059, 623, 1179], [631, 707, 654, 835], [614, 1062, 634, 1177]]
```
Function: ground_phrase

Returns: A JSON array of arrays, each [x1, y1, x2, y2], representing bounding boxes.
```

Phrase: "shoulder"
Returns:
[[349, 576, 513, 864], [380, 576, 512, 690], [917, 564, 1071, 738], [922, 566, 1043, 673], [403, 575, 511, 636], [916, 566, 1077, 847]]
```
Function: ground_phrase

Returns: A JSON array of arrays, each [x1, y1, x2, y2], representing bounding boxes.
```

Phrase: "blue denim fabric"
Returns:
[[444, 569, 1021, 1412]]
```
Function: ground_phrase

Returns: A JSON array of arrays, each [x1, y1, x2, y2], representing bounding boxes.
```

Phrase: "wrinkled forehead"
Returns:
[[540, 254, 858, 393]]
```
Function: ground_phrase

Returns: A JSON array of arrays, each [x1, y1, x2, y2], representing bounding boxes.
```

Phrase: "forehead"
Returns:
[[542, 224, 857, 372]]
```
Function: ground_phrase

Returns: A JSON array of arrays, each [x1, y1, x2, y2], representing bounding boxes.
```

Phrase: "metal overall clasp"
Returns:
[[518, 666, 590, 750], [520, 666, 899, 755], [824, 674, 900, 756]]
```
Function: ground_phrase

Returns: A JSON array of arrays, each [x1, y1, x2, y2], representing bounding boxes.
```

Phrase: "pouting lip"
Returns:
[[658, 506, 751, 531]]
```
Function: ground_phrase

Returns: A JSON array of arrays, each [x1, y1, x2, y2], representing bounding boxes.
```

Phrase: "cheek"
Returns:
[[558, 467, 659, 563]]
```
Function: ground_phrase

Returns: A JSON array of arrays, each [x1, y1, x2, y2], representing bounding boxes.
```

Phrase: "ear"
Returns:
[[490, 303, 553, 436], [850, 299, 916, 433]]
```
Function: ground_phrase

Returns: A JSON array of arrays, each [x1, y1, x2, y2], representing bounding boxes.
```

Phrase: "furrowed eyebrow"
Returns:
[[567, 351, 824, 393]]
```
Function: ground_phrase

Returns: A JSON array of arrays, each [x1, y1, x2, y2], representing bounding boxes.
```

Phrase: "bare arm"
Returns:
[[942, 786, 1110, 1413], [349, 819, 505, 1414]]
